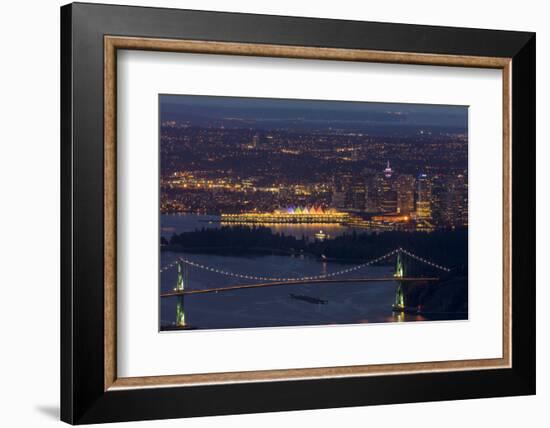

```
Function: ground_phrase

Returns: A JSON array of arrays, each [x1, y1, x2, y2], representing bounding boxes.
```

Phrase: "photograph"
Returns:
[[54, 2, 536, 424], [159, 94, 469, 331]]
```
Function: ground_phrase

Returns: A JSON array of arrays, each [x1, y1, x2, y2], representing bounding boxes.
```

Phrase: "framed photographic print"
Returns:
[[61, 2, 535, 424]]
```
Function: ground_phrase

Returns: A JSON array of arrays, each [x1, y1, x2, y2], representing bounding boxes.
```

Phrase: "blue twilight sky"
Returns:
[[160, 94, 468, 132]]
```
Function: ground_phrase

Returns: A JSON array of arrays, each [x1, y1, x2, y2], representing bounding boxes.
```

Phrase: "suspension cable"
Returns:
[[160, 247, 451, 282]]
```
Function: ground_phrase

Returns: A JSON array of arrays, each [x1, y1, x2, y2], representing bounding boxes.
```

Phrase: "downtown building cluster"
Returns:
[[330, 161, 468, 231]]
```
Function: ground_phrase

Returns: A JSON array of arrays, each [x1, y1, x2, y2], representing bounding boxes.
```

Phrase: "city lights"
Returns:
[[160, 119, 468, 232]]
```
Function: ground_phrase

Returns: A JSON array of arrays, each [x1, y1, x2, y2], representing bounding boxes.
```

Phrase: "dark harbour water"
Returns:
[[160, 213, 351, 240], [159, 214, 430, 330]]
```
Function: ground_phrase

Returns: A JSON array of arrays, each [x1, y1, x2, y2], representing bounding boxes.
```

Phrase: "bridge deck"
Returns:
[[160, 277, 439, 297]]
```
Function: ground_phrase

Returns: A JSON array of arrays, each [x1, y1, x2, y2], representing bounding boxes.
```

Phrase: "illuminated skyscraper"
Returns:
[[331, 190, 346, 209], [445, 174, 468, 227], [381, 161, 397, 213], [335, 172, 354, 208], [381, 190, 398, 213], [365, 174, 383, 212], [416, 173, 432, 220], [455, 174, 468, 227], [431, 174, 468, 228], [251, 133, 259, 148], [350, 179, 367, 210], [396, 174, 415, 215]]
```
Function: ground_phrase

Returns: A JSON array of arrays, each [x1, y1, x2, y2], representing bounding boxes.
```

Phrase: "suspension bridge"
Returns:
[[159, 247, 452, 328]]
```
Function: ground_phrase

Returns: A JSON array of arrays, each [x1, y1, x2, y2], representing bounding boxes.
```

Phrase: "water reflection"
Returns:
[[161, 213, 357, 240]]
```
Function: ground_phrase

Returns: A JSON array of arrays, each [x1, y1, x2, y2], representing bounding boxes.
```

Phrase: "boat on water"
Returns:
[[289, 293, 328, 305]]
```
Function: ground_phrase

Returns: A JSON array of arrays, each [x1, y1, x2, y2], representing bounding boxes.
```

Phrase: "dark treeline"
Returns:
[[403, 276, 468, 316], [162, 226, 467, 270]]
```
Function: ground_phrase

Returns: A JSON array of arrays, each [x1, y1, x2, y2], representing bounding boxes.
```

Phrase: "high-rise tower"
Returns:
[[381, 161, 397, 213], [396, 175, 415, 215], [416, 173, 432, 221]]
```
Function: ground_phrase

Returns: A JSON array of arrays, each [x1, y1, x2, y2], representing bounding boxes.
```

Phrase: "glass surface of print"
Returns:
[[159, 95, 468, 331]]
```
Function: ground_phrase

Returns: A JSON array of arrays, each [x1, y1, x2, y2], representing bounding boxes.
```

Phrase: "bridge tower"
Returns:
[[395, 249, 404, 278], [393, 250, 406, 311], [176, 260, 187, 291], [175, 261, 187, 327]]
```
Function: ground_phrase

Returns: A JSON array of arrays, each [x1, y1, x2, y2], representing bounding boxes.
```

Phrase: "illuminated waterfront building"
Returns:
[[221, 206, 349, 224], [345, 212, 413, 231]]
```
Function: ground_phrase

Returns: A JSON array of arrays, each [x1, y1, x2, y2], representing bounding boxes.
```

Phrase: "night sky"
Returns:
[[160, 94, 468, 133]]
